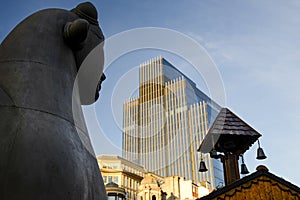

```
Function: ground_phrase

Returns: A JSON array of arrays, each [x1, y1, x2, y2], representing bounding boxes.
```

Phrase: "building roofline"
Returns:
[[199, 166, 300, 199], [97, 154, 146, 171]]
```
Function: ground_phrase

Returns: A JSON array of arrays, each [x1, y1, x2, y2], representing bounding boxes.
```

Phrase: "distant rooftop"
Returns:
[[199, 165, 300, 200], [97, 154, 146, 171]]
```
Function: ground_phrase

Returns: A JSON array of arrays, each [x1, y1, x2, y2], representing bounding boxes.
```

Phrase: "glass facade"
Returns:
[[122, 57, 224, 189]]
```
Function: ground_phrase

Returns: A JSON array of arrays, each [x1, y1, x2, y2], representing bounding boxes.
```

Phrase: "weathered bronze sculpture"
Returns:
[[0, 2, 106, 199]]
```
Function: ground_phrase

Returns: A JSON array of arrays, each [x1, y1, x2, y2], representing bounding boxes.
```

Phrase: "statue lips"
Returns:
[[0, 2, 106, 200]]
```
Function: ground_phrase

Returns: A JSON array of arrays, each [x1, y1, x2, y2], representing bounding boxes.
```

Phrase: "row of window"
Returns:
[[102, 162, 121, 169], [103, 176, 119, 185]]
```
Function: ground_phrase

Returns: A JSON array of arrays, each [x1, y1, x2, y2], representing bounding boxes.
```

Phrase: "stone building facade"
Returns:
[[138, 174, 210, 200]]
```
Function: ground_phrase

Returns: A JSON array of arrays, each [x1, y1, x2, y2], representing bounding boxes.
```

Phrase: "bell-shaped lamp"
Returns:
[[240, 155, 250, 175], [240, 163, 250, 174], [199, 153, 208, 172], [256, 140, 267, 160], [199, 160, 208, 172]]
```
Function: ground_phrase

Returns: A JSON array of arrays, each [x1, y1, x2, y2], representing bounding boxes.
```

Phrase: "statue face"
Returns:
[[74, 24, 104, 70], [74, 24, 105, 105], [64, 19, 105, 105], [64, 2, 106, 105]]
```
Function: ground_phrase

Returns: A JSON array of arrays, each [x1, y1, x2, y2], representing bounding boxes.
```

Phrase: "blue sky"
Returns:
[[1, 0, 300, 186]]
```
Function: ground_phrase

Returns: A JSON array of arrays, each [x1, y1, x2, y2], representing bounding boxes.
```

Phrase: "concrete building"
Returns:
[[138, 174, 210, 200], [97, 155, 147, 200], [122, 57, 223, 189], [97, 155, 210, 200], [106, 182, 126, 200]]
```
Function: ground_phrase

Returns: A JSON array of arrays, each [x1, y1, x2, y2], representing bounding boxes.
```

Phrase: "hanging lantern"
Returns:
[[240, 155, 249, 175], [256, 140, 267, 160], [199, 153, 208, 172]]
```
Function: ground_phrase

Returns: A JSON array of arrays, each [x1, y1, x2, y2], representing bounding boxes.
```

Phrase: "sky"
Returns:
[[1, 0, 300, 186]]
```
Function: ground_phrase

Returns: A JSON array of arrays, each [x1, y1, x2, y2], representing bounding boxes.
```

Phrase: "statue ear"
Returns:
[[63, 19, 89, 49]]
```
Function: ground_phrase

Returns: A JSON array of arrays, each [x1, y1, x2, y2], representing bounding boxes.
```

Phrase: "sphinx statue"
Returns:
[[0, 2, 106, 199]]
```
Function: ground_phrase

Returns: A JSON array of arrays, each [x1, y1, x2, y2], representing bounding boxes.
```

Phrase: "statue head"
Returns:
[[64, 2, 105, 104]]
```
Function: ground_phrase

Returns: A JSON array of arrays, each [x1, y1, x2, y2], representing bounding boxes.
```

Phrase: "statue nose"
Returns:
[[95, 73, 106, 101], [100, 73, 106, 82]]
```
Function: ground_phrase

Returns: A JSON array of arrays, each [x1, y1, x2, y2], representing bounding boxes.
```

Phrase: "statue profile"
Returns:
[[0, 2, 106, 199]]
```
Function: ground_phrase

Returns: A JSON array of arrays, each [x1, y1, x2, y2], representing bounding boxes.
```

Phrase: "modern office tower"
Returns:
[[122, 57, 224, 189]]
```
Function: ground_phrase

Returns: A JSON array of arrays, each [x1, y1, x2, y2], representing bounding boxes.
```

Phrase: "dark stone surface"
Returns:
[[0, 2, 106, 199]]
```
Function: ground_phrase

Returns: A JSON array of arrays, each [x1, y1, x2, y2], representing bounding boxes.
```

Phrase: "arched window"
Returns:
[[152, 195, 156, 200]]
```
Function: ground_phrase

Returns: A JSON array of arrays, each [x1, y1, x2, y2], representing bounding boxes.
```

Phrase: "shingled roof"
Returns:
[[199, 166, 300, 200], [198, 108, 261, 155]]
